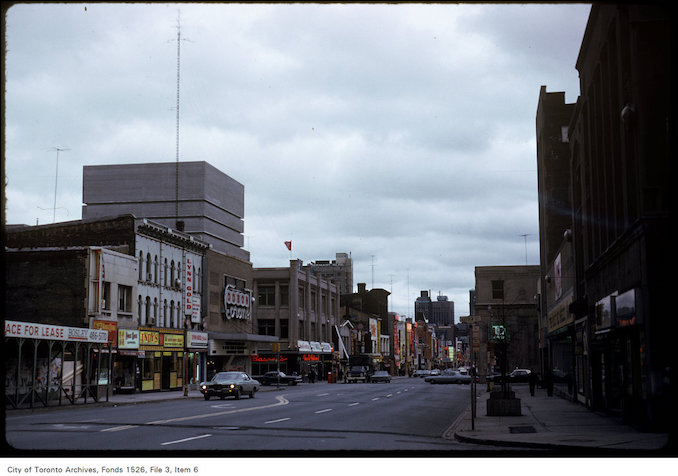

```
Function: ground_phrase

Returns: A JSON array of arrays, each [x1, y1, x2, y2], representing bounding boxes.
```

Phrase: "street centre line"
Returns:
[[386, 394, 393, 398], [265, 418, 291, 424], [314, 409, 333, 414], [316, 393, 329, 396], [101, 425, 139, 432], [161, 434, 212, 446], [371, 397, 380, 401], [348, 402, 359, 406], [145, 395, 289, 425]]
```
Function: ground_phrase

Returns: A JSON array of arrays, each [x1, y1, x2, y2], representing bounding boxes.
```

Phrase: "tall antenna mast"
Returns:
[[174, 12, 182, 223], [172, 11, 190, 228], [50, 147, 69, 223]]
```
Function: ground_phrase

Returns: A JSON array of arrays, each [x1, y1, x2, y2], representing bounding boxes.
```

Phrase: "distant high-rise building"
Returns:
[[415, 291, 454, 326], [309, 252, 353, 295]]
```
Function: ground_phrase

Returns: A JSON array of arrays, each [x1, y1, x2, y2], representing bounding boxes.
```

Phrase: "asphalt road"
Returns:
[[4, 378, 504, 454]]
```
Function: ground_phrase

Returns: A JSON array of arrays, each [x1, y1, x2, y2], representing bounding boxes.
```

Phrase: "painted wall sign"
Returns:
[[93, 319, 118, 346], [4, 320, 108, 343]]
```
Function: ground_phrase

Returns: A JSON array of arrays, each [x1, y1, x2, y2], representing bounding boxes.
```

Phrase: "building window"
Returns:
[[258, 286, 275, 306], [164, 258, 168, 287], [154, 256, 159, 284], [491, 280, 504, 300], [322, 293, 327, 314], [139, 252, 144, 281], [146, 253, 152, 282], [163, 299, 168, 327], [298, 288, 305, 309], [170, 300, 175, 327], [258, 319, 276, 336], [102, 282, 111, 310], [279, 285, 289, 306], [170, 261, 176, 287], [118, 285, 132, 313], [145, 297, 151, 325], [311, 322, 316, 341], [153, 298, 158, 324], [299, 320, 305, 339], [311, 291, 317, 312], [138, 295, 143, 322], [280, 319, 289, 339]]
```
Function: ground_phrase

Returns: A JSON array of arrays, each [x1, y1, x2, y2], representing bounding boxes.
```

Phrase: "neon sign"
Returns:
[[302, 354, 320, 361], [252, 355, 288, 363]]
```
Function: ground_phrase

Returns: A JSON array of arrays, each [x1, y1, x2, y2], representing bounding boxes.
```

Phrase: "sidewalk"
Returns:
[[449, 383, 674, 455]]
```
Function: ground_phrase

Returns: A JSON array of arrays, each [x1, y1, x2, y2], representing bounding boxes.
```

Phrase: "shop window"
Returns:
[[118, 285, 132, 313], [258, 286, 275, 306], [143, 356, 153, 379]]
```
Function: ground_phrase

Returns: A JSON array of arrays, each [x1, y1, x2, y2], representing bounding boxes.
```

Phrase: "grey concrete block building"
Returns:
[[82, 161, 249, 261]]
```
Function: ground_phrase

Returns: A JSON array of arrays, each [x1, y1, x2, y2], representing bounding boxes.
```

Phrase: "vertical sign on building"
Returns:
[[184, 254, 193, 316]]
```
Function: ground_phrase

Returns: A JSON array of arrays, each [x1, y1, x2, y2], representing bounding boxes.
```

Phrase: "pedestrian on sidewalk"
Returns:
[[309, 368, 316, 383], [529, 370, 537, 396]]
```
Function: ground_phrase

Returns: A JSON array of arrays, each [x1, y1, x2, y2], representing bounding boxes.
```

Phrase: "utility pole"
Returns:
[[520, 234, 532, 265]]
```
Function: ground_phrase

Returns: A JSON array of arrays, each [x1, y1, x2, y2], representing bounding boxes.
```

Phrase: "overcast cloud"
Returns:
[[3, 2, 591, 319]]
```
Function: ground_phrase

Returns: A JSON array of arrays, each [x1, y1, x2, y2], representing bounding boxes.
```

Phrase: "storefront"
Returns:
[[4, 320, 110, 408], [207, 332, 278, 378], [186, 331, 208, 386], [138, 326, 185, 392]]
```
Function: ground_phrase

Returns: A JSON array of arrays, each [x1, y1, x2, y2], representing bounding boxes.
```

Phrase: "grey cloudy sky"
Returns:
[[3, 2, 591, 319]]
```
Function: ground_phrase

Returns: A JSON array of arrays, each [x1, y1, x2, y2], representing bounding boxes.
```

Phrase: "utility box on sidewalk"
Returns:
[[486, 390, 522, 416]]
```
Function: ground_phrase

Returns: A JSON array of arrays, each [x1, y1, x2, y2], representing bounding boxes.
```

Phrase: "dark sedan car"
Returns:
[[199, 371, 260, 400], [260, 371, 303, 386]]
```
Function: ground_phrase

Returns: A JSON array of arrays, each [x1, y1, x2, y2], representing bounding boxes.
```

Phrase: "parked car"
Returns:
[[369, 370, 391, 383], [346, 365, 369, 383], [426, 369, 471, 384], [412, 369, 431, 378], [199, 371, 260, 400], [260, 371, 303, 386], [429, 369, 441, 376], [509, 368, 532, 383]]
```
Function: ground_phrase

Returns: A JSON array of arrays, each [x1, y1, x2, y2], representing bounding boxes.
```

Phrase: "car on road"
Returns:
[[369, 370, 391, 383], [412, 369, 431, 378], [259, 370, 303, 386], [429, 369, 441, 376], [200, 371, 260, 400], [346, 365, 370, 383], [425, 369, 471, 384]]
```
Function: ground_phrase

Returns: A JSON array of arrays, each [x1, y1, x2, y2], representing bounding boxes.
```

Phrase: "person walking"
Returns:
[[309, 368, 316, 384], [529, 370, 537, 396]]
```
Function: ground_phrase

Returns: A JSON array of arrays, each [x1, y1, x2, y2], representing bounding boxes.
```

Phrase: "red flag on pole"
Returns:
[[284, 241, 292, 251]]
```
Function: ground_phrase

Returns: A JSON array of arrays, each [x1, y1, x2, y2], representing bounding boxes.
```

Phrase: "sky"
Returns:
[[3, 2, 592, 320]]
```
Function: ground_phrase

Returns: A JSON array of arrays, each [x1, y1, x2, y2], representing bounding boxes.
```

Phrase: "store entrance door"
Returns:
[[162, 355, 171, 390]]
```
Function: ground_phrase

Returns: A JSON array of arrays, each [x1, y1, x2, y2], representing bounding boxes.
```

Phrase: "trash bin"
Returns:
[[327, 372, 334, 383]]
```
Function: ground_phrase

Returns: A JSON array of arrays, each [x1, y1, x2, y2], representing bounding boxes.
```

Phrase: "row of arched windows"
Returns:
[[137, 251, 201, 290], [137, 295, 182, 328]]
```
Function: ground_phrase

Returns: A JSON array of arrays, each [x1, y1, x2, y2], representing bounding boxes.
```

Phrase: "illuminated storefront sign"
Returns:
[[138, 328, 184, 351], [223, 284, 252, 320], [184, 255, 194, 316], [118, 329, 140, 349], [187, 331, 208, 349], [302, 354, 320, 361], [252, 355, 288, 363]]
